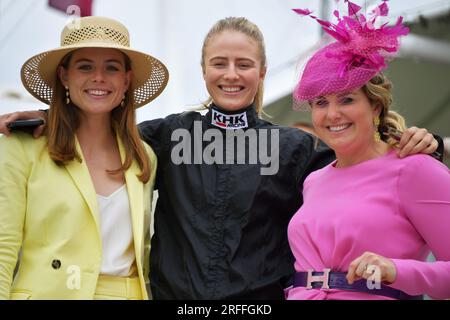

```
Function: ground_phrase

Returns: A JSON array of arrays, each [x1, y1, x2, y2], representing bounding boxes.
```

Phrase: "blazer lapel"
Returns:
[[64, 137, 100, 231], [64, 135, 144, 263], [118, 137, 144, 261]]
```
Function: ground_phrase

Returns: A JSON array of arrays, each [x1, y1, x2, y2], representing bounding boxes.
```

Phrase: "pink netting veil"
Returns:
[[292, 0, 409, 110]]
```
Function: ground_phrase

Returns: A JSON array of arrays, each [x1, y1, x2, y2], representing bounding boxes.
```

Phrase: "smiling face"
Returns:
[[202, 30, 266, 112], [58, 48, 132, 116], [310, 88, 381, 156]]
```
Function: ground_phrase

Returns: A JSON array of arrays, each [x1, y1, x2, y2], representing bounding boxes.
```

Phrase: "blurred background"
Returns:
[[1, 0, 449, 163]]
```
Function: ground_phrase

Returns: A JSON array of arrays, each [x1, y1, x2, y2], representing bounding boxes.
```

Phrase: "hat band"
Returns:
[[62, 25, 129, 47]]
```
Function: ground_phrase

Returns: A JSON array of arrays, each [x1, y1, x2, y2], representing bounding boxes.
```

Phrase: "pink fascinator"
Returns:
[[292, 0, 409, 107]]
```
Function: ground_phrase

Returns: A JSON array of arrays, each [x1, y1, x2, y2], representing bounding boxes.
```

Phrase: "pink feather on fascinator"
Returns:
[[292, 0, 409, 106]]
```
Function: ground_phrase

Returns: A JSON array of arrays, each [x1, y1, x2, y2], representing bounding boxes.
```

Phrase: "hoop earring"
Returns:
[[374, 116, 381, 143], [65, 86, 70, 105]]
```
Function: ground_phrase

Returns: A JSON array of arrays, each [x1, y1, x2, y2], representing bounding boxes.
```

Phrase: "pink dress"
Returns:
[[287, 150, 450, 300]]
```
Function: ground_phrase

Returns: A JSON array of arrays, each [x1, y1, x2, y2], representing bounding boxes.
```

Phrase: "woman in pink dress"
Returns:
[[287, 1, 450, 300]]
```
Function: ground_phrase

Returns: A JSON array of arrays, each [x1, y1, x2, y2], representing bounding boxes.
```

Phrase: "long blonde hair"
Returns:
[[201, 17, 267, 114], [362, 73, 407, 146], [47, 50, 151, 183]]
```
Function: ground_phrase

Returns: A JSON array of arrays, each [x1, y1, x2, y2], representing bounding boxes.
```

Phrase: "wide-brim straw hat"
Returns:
[[21, 16, 169, 108]]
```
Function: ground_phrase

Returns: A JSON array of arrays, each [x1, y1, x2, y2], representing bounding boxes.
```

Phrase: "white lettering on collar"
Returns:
[[211, 109, 248, 130]]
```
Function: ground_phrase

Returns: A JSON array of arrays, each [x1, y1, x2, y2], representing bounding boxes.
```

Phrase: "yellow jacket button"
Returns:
[[52, 259, 61, 269]]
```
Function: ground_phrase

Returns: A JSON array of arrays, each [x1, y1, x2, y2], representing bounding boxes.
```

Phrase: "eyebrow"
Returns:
[[313, 93, 353, 101], [337, 92, 354, 98], [209, 56, 255, 63], [236, 58, 255, 64], [209, 56, 226, 60], [74, 58, 124, 65]]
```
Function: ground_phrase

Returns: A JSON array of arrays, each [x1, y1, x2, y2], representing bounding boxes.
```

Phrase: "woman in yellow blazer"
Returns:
[[0, 16, 168, 300]]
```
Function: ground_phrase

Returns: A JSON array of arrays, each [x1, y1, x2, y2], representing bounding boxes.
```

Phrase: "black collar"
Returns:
[[205, 103, 258, 130]]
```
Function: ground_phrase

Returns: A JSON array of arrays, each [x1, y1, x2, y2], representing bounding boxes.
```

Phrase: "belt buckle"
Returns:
[[306, 268, 331, 289]]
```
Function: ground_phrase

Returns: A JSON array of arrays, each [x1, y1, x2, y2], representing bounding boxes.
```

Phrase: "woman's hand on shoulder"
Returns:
[[397, 126, 437, 158], [0, 110, 47, 137]]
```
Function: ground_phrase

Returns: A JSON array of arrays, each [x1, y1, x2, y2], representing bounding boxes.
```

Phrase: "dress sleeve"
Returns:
[[390, 156, 450, 299], [139, 116, 176, 191], [138, 118, 168, 159], [432, 134, 444, 162], [0, 134, 29, 299]]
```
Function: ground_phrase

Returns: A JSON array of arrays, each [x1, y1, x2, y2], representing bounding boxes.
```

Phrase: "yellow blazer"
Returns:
[[0, 131, 156, 299]]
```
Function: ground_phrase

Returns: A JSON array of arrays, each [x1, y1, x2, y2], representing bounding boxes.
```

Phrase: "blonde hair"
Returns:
[[201, 17, 267, 114], [362, 73, 407, 146], [47, 50, 151, 183]]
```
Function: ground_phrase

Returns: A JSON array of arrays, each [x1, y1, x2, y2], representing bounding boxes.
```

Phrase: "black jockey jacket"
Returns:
[[139, 103, 335, 299]]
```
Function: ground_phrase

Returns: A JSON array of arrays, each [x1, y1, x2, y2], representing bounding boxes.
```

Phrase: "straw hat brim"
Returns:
[[21, 43, 169, 108]]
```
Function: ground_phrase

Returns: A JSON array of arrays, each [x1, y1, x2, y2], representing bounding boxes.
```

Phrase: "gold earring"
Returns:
[[120, 94, 126, 107], [374, 116, 381, 142], [65, 86, 70, 105]]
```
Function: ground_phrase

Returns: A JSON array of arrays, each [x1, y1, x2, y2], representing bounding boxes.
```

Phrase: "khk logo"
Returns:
[[211, 109, 248, 130]]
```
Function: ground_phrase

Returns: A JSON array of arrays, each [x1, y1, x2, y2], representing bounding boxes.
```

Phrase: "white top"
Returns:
[[97, 185, 136, 276]]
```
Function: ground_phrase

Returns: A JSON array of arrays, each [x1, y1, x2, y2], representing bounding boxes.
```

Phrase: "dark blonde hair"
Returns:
[[47, 50, 151, 183], [201, 17, 267, 114], [362, 73, 407, 146]]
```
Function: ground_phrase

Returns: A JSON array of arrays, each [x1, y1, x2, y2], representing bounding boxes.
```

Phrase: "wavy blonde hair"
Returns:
[[362, 73, 407, 146]]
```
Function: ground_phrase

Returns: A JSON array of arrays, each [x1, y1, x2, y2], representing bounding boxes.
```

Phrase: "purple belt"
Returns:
[[293, 270, 422, 300]]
